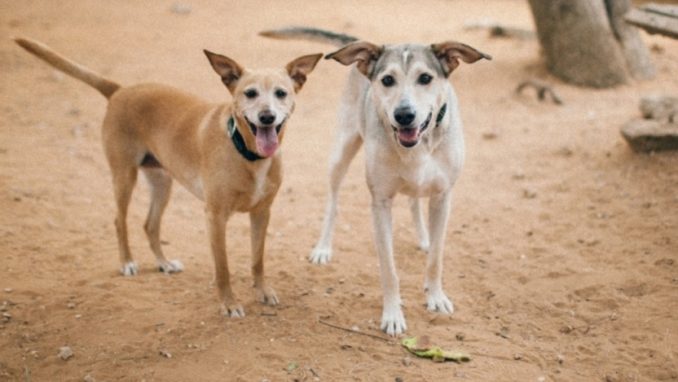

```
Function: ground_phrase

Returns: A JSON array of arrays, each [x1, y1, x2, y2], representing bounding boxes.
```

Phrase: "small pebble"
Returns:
[[401, 357, 412, 366], [159, 350, 172, 358], [58, 346, 73, 361], [3, 288, 12, 293], [67, 302, 76, 309], [83, 374, 96, 382], [170, 3, 191, 14], [513, 353, 522, 360]]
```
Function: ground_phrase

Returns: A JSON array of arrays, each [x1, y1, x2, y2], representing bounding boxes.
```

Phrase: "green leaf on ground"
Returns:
[[401, 336, 471, 363]]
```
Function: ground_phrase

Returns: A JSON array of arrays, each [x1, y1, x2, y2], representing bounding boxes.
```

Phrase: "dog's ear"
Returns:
[[204, 50, 244, 93], [325, 41, 383, 77], [431, 42, 491, 77], [286, 53, 323, 92]]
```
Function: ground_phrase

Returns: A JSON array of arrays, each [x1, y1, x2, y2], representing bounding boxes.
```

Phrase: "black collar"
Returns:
[[227, 117, 264, 162], [435, 103, 447, 127]]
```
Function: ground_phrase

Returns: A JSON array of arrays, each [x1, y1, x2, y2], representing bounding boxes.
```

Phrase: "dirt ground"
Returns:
[[1, 1, 677, 381]]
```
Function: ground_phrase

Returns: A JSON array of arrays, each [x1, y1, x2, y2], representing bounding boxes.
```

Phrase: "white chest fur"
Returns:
[[233, 159, 275, 211], [397, 150, 458, 197]]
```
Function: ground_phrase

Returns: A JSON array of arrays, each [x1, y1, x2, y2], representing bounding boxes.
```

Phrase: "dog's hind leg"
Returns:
[[141, 167, 183, 274], [309, 129, 362, 264], [409, 197, 430, 252], [111, 165, 139, 276], [424, 191, 454, 314]]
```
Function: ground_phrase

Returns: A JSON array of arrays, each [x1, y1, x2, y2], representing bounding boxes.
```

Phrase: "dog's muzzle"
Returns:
[[392, 111, 432, 148], [244, 116, 287, 157]]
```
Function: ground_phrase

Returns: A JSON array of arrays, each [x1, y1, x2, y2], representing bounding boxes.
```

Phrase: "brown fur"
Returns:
[[15, 36, 321, 317]]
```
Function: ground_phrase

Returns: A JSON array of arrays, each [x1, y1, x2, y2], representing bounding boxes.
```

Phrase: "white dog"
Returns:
[[262, 27, 490, 335]]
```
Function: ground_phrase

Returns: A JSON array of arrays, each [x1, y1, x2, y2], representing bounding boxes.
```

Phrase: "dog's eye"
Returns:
[[418, 73, 432, 85], [244, 89, 258, 99], [381, 75, 395, 87], [275, 89, 287, 99]]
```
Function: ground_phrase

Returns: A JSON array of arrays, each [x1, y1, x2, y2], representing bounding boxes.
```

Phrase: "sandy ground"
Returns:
[[1, 1, 677, 381]]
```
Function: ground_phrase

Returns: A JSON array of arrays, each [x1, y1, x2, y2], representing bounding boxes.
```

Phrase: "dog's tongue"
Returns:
[[398, 128, 419, 144], [255, 126, 279, 157]]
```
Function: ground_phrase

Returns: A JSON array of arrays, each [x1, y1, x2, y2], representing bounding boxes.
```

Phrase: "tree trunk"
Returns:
[[528, 0, 655, 88]]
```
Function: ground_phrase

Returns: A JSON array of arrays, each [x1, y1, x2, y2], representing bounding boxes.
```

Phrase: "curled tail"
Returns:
[[259, 27, 359, 47], [14, 37, 120, 98]]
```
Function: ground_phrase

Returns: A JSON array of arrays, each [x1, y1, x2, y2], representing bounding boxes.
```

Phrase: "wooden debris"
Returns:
[[625, 4, 678, 39], [516, 79, 563, 105], [621, 120, 678, 152]]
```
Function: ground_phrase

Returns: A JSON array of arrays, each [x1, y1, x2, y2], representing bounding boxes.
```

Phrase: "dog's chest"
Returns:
[[397, 153, 455, 197], [234, 160, 278, 211]]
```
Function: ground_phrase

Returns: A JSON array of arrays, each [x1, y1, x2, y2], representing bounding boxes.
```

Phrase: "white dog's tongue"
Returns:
[[255, 126, 279, 157], [398, 128, 419, 143]]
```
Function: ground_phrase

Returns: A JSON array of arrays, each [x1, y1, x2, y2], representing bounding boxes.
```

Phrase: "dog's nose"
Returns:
[[394, 107, 415, 126], [258, 111, 276, 125]]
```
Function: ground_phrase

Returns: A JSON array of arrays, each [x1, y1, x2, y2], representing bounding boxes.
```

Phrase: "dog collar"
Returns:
[[435, 103, 447, 127], [227, 117, 264, 162]]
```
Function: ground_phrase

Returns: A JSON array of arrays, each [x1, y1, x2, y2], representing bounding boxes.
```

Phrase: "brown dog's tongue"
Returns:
[[255, 126, 279, 157]]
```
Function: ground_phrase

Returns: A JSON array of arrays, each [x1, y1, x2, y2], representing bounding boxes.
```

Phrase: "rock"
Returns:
[[640, 95, 678, 122], [159, 349, 172, 358], [58, 346, 73, 361], [83, 374, 96, 382], [621, 119, 678, 152]]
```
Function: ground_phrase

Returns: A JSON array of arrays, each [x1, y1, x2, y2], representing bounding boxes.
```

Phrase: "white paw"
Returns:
[[120, 261, 138, 276], [221, 303, 245, 318], [426, 290, 454, 314], [256, 287, 279, 306], [309, 246, 332, 265], [381, 305, 407, 336], [158, 259, 184, 274], [418, 240, 430, 252]]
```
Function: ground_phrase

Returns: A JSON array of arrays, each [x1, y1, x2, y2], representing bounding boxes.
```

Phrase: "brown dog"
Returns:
[[15, 37, 322, 317]]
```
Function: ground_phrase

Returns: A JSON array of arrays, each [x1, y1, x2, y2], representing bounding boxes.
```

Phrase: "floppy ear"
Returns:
[[203, 49, 244, 93], [325, 41, 383, 77], [430, 42, 491, 77], [286, 53, 323, 92]]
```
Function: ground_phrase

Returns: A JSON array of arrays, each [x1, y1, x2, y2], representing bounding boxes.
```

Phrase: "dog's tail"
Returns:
[[14, 37, 120, 98], [259, 27, 359, 47]]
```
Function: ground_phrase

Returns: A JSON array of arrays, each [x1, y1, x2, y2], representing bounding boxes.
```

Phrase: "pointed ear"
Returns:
[[325, 41, 383, 77], [203, 49, 244, 92], [430, 42, 491, 77], [286, 53, 323, 92]]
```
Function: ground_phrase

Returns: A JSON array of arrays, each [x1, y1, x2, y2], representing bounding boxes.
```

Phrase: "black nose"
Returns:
[[258, 111, 276, 125], [394, 107, 415, 126]]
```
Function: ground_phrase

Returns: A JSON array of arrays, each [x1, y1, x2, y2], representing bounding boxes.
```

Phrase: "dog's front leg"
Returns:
[[250, 207, 278, 306], [425, 191, 454, 314], [206, 206, 244, 318], [371, 196, 406, 336]]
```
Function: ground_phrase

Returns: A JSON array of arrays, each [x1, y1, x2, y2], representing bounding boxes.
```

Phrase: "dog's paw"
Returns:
[[309, 247, 332, 265], [158, 259, 184, 274], [426, 290, 454, 315], [221, 303, 245, 318], [417, 240, 430, 253], [381, 306, 407, 336], [256, 286, 279, 306], [120, 261, 139, 276]]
